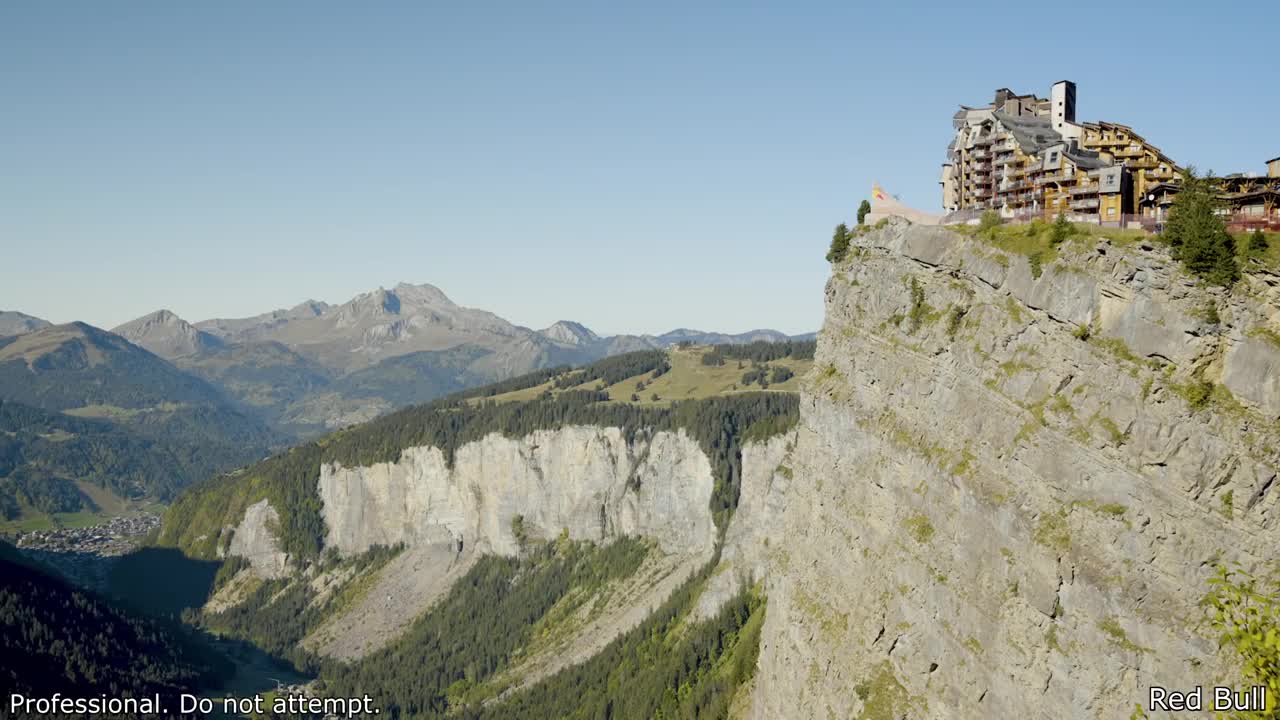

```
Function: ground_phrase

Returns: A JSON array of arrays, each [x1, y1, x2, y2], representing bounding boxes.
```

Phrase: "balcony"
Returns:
[[1086, 137, 1128, 147], [1069, 185, 1099, 196], [1126, 158, 1158, 169], [1038, 173, 1072, 184], [1114, 147, 1147, 158], [1070, 198, 1100, 210]]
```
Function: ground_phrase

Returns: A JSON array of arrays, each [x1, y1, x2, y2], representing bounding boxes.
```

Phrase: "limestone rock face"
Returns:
[[693, 431, 794, 620], [316, 426, 718, 558], [751, 219, 1280, 719], [228, 499, 289, 579]]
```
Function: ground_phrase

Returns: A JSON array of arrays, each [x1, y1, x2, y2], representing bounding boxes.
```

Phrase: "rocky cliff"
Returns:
[[750, 218, 1280, 718], [317, 425, 718, 558], [221, 424, 735, 659]]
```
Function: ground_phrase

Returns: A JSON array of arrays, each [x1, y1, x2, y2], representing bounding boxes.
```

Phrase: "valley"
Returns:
[[5, 223, 1279, 718]]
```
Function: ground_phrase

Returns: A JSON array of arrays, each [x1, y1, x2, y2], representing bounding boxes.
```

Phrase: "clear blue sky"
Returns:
[[3, 1, 1276, 335]]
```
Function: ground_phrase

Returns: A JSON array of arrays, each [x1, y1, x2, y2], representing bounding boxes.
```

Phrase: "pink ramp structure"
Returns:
[[863, 184, 942, 226]]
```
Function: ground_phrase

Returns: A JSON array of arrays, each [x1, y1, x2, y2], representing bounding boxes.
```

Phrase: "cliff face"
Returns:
[[223, 425, 731, 659], [316, 426, 717, 558], [752, 219, 1280, 718]]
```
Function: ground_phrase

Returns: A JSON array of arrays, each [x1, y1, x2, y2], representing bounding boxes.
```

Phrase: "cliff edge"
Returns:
[[751, 218, 1279, 718]]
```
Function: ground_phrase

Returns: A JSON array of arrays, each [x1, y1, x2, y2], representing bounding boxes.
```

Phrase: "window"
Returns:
[[1107, 207, 1117, 216]]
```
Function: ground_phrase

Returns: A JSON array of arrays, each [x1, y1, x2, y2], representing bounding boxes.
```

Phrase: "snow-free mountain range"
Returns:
[[4, 282, 812, 438]]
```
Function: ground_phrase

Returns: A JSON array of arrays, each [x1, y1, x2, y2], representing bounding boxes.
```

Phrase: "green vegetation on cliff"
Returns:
[[195, 544, 405, 662], [1164, 169, 1240, 286], [1205, 564, 1280, 717], [456, 566, 764, 720], [315, 538, 652, 715]]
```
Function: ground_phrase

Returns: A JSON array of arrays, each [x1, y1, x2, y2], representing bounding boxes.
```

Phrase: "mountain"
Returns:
[[0, 323, 278, 523], [0, 400, 202, 519], [0, 322, 243, 414], [140, 220, 1280, 719], [167, 282, 812, 433], [194, 283, 532, 372], [174, 340, 335, 435], [193, 299, 330, 341], [0, 310, 50, 337], [653, 327, 793, 346], [112, 309, 224, 360], [538, 320, 600, 347], [6, 286, 813, 447]]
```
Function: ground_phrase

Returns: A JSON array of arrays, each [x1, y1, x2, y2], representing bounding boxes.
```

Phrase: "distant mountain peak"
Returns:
[[112, 310, 222, 360], [291, 299, 330, 317], [539, 321, 600, 347], [0, 311, 51, 338], [392, 282, 455, 307]]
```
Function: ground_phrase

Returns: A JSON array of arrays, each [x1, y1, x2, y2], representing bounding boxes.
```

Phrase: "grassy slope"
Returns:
[[476, 346, 811, 406], [953, 219, 1280, 273]]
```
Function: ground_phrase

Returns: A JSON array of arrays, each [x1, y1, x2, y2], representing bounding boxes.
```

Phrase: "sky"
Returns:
[[3, 1, 1277, 336]]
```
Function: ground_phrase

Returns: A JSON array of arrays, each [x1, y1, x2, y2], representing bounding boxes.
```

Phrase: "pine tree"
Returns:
[[1248, 230, 1270, 254], [1050, 212, 1073, 246], [857, 200, 872, 226], [1163, 168, 1239, 286], [826, 223, 851, 264]]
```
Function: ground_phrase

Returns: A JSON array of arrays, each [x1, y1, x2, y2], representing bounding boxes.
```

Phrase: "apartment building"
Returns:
[[1139, 159, 1280, 231], [941, 81, 1176, 224]]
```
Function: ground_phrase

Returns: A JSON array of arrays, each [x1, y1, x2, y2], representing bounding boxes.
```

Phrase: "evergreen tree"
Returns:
[[826, 223, 851, 264], [1050, 212, 1072, 246], [857, 200, 871, 226], [1163, 168, 1239, 286], [1248, 230, 1270, 254]]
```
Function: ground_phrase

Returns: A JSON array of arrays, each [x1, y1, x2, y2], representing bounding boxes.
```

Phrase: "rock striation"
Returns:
[[750, 218, 1280, 719]]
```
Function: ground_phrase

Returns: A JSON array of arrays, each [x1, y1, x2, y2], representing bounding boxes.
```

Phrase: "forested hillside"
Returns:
[[0, 542, 228, 713], [0, 324, 278, 527], [0, 400, 206, 519], [315, 545, 763, 719]]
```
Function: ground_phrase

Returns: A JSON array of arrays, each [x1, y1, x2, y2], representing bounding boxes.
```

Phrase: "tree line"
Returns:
[[553, 350, 670, 389], [701, 340, 816, 366]]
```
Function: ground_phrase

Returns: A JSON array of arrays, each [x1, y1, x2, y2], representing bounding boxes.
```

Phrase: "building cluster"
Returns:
[[15, 513, 159, 556], [940, 82, 1279, 230]]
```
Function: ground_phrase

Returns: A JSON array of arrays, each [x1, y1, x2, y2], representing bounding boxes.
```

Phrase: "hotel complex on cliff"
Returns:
[[940, 82, 1279, 231]]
